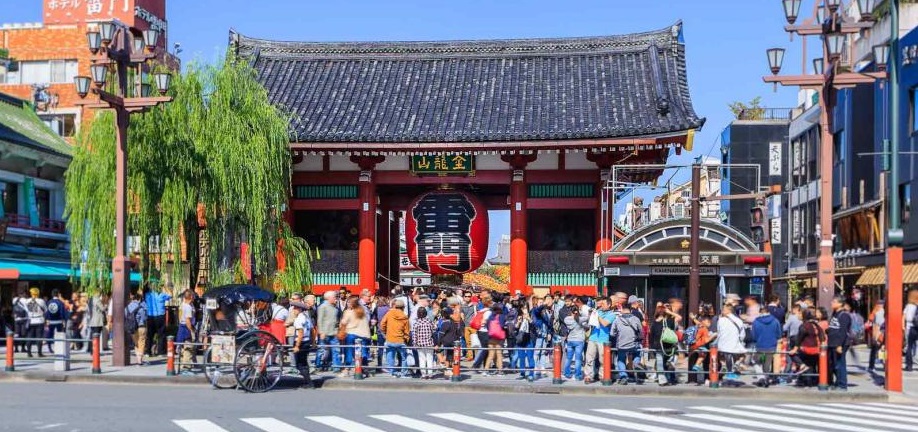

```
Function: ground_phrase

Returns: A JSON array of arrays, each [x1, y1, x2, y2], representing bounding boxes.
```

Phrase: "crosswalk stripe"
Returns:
[[780, 404, 918, 424], [429, 413, 534, 432], [172, 420, 230, 432], [371, 415, 464, 432], [305, 416, 386, 432], [683, 413, 819, 432], [822, 403, 918, 418], [488, 411, 611, 432], [538, 410, 683, 432], [241, 418, 309, 432], [689, 406, 876, 432], [591, 408, 748, 432], [863, 402, 918, 413], [736, 405, 914, 431]]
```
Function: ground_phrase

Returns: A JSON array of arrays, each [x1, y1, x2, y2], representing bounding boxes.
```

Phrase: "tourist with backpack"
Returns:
[[11, 288, 30, 353], [125, 293, 148, 365], [512, 302, 536, 381], [611, 304, 643, 385], [483, 304, 506, 375], [531, 295, 554, 378], [716, 303, 747, 381], [23, 288, 47, 358]]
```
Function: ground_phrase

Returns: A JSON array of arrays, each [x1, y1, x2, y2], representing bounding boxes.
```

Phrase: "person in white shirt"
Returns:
[[23, 287, 47, 357], [716, 303, 746, 379], [290, 301, 315, 388]]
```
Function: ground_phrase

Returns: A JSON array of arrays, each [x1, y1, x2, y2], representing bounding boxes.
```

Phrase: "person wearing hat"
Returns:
[[23, 287, 48, 357], [627, 295, 645, 323], [290, 301, 315, 389]]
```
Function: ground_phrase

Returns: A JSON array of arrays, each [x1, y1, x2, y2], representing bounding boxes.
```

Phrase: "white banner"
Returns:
[[770, 218, 782, 245], [769, 142, 782, 176]]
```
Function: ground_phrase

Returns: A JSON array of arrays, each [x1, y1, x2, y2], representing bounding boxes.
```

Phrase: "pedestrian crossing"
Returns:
[[172, 403, 918, 432]]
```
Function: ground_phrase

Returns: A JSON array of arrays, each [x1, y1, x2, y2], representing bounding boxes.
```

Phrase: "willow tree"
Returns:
[[65, 55, 312, 295]]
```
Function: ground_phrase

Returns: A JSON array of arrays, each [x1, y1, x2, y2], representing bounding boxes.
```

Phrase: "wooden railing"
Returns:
[[5, 213, 66, 233]]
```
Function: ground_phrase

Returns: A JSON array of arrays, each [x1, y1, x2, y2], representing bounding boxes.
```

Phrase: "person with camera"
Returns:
[[561, 304, 588, 381], [584, 297, 614, 384]]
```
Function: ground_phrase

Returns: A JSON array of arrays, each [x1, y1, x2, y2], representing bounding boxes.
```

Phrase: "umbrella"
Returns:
[[203, 284, 276, 305]]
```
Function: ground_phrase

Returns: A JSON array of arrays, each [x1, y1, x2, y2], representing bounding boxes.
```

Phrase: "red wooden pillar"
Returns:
[[503, 154, 536, 294], [352, 156, 384, 293]]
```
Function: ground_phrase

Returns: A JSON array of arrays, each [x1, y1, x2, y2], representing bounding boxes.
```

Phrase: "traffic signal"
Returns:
[[750, 198, 768, 244]]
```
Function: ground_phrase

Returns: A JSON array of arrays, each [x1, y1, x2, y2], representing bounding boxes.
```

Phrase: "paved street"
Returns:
[[1, 382, 916, 432]]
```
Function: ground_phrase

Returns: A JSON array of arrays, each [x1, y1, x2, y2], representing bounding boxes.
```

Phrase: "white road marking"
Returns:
[[683, 413, 819, 432], [780, 404, 918, 424], [736, 405, 914, 431], [429, 413, 534, 432], [371, 415, 464, 432], [863, 402, 918, 412], [592, 408, 754, 432], [172, 420, 230, 432], [539, 409, 683, 432], [688, 406, 875, 432], [241, 417, 309, 432], [488, 411, 611, 432], [35, 424, 66, 430], [304, 416, 385, 432], [827, 403, 918, 417]]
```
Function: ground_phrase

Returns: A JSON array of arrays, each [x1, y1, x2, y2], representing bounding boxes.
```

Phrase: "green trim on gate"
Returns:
[[293, 185, 358, 199], [527, 183, 595, 198], [528, 273, 594, 286], [313, 273, 359, 285]]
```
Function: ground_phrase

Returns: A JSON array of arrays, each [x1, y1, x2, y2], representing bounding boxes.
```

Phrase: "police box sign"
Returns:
[[650, 267, 719, 275]]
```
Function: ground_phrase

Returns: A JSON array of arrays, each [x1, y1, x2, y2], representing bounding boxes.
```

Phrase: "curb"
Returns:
[[0, 371, 899, 402], [317, 378, 892, 402]]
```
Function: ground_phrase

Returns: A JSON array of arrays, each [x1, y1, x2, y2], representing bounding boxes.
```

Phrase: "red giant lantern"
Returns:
[[405, 190, 489, 275]]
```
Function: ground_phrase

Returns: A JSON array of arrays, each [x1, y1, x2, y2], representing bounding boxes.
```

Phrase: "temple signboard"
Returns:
[[410, 154, 474, 175]]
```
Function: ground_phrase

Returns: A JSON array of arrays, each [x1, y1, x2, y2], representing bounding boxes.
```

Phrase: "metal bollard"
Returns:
[[5, 332, 13, 372], [709, 347, 719, 388], [53, 331, 70, 372], [552, 344, 563, 384], [166, 336, 175, 377], [601, 343, 613, 386], [818, 342, 829, 391], [91, 333, 101, 375], [354, 340, 364, 380], [451, 341, 461, 382]]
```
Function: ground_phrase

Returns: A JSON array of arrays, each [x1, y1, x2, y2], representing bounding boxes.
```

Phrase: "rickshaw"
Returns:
[[199, 284, 287, 393]]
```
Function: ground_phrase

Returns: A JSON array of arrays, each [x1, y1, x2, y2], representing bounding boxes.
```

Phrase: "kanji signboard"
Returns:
[[410, 154, 474, 174]]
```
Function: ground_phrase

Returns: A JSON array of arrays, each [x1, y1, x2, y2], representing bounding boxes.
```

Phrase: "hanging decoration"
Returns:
[[405, 190, 488, 275]]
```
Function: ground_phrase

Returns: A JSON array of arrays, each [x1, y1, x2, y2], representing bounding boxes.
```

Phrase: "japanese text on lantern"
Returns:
[[411, 154, 475, 174]]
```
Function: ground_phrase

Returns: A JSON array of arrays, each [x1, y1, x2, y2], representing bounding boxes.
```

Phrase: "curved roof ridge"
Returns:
[[231, 22, 683, 58]]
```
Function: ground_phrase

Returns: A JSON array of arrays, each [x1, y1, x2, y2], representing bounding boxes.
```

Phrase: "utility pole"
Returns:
[[688, 163, 701, 320], [885, 0, 904, 393]]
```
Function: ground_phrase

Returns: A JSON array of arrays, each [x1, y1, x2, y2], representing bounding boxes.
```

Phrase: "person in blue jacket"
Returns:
[[752, 310, 783, 387]]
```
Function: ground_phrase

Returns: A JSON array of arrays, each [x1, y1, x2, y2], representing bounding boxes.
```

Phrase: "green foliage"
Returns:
[[273, 225, 315, 297], [65, 54, 311, 294], [728, 96, 764, 120]]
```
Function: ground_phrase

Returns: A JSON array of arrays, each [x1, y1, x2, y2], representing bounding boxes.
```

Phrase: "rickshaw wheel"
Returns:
[[203, 347, 238, 389], [233, 333, 283, 393]]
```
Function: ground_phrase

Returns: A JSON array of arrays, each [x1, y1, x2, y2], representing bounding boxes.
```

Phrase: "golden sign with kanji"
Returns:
[[411, 154, 475, 175]]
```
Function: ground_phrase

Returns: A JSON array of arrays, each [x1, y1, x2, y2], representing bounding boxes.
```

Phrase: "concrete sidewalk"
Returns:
[[2, 347, 911, 402]]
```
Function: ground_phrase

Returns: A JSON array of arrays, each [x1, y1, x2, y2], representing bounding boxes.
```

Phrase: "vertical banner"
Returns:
[[24, 177, 39, 226], [770, 218, 782, 245], [769, 142, 782, 176]]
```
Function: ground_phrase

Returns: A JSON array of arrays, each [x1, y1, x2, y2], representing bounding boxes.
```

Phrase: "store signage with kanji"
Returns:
[[410, 154, 475, 174], [405, 190, 488, 274]]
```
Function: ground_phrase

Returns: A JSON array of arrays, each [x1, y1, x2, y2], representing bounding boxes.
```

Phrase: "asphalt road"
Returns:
[[2, 381, 916, 432]]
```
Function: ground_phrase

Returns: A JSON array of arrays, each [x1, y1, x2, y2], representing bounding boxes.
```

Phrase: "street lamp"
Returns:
[[826, 0, 841, 14], [826, 33, 846, 60], [858, 0, 877, 21], [767, 48, 785, 75], [142, 29, 159, 53], [73, 20, 172, 368], [813, 57, 825, 75], [816, 5, 827, 24], [873, 43, 889, 71], [783, 0, 802, 24]]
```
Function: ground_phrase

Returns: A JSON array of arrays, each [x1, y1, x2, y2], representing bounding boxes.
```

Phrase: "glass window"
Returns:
[[39, 114, 76, 137], [19, 61, 50, 85], [2, 182, 18, 215], [13, 60, 77, 84], [901, 182, 912, 224], [35, 188, 50, 220]]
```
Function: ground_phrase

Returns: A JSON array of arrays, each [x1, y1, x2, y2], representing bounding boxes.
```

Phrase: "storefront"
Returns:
[[598, 218, 770, 309]]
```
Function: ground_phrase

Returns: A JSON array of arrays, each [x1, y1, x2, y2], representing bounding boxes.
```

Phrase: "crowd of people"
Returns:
[[4, 283, 918, 393]]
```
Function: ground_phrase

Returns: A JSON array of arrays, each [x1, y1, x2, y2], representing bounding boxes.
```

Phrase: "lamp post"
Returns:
[[74, 20, 172, 367], [763, 0, 882, 315]]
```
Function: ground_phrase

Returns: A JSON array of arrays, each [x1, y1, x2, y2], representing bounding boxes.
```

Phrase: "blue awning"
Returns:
[[0, 259, 144, 283]]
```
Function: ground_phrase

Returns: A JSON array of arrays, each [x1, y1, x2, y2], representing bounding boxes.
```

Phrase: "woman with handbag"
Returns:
[[792, 309, 825, 387], [484, 304, 507, 375], [866, 300, 885, 372], [650, 305, 679, 386], [338, 296, 371, 377]]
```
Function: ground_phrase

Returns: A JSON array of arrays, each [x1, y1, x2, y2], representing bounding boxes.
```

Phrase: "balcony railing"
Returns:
[[736, 107, 796, 121], [4, 213, 66, 234]]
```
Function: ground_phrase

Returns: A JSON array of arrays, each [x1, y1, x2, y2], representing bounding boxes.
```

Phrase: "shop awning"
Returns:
[[856, 263, 918, 286], [0, 259, 144, 283]]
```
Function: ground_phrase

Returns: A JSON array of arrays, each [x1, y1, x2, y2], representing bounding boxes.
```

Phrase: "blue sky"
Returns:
[[7, 0, 807, 254]]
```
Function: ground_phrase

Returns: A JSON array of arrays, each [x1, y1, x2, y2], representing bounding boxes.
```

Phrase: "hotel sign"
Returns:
[[410, 154, 474, 175]]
